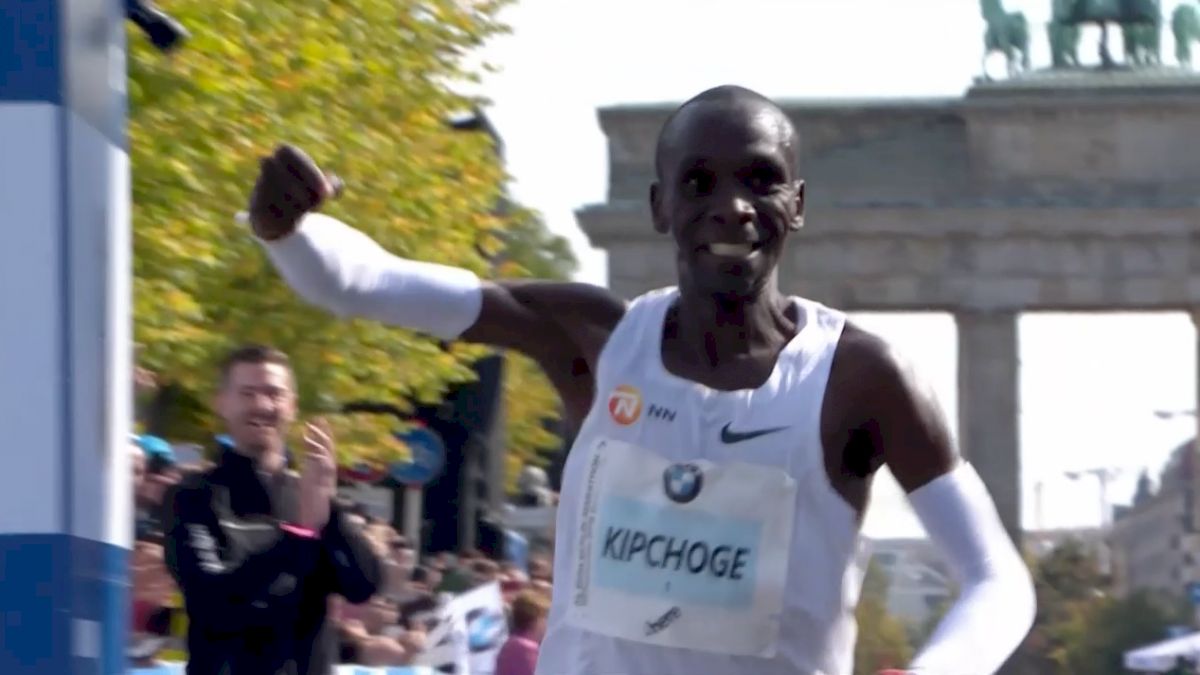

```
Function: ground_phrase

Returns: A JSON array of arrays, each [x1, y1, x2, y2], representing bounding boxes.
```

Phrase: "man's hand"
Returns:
[[296, 418, 338, 531], [248, 145, 341, 241]]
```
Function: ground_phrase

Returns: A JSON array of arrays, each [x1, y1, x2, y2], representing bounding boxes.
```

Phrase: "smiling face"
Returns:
[[651, 89, 805, 301], [215, 361, 296, 458]]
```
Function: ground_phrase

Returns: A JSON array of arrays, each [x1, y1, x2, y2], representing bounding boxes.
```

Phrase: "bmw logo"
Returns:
[[663, 463, 704, 504]]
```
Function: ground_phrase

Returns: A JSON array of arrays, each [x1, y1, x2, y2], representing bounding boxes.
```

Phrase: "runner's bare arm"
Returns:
[[248, 145, 625, 424], [468, 279, 626, 423], [827, 325, 1035, 675]]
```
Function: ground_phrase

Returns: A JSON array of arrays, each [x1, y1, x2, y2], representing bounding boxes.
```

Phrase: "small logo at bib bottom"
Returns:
[[663, 463, 703, 504], [645, 606, 681, 637]]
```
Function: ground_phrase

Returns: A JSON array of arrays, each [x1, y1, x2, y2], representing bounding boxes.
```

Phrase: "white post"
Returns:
[[1034, 480, 1044, 531], [0, 1, 131, 674], [404, 485, 423, 554], [1097, 471, 1110, 528]]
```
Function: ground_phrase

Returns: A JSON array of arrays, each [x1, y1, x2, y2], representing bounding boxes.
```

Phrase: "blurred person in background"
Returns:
[[526, 556, 551, 584], [329, 595, 424, 667], [499, 566, 530, 609], [135, 434, 182, 539], [495, 591, 550, 675], [398, 591, 440, 633], [386, 539, 422, 602], [409, 565, 441, 594], [392, 538, 417, 568], [529, 579, 552, 598], [514, 466, 556, 507], [164, 345, 381, 675], [130, 438, 190, 664], [435, 551, 456, 572], [129, 538, 180, 664], [438, 550, 481, 593], [500, 563, 527, 584], [132, 440, 146, 495], [470, 558, 502, 588]]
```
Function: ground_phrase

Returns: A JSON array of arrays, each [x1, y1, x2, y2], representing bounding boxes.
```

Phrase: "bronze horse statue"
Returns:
[[1049, 0, 1083, 67], [981, 0, 1030, 78], [1054, 0, 1161, 68], [1123, 1, 1161, 66], [1175, 1, 1200, 67]]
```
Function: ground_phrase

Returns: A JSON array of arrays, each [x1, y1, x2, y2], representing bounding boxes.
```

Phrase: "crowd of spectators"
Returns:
[[127, 434, 553, 674]]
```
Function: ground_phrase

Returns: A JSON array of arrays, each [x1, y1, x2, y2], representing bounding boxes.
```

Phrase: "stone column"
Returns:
[[956, 310, 1022, 545]]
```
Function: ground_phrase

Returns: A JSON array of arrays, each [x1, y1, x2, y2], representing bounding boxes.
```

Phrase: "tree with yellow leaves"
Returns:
[[129, 0, 573, 481]]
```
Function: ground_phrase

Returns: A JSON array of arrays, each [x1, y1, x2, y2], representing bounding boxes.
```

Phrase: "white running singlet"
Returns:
[[536, 288, 870, 675]]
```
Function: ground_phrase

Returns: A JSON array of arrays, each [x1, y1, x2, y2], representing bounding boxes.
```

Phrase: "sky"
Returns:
[[473, 0, 1199, 537]]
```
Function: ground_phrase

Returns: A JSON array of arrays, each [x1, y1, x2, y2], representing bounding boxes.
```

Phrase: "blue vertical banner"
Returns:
[[0, 1, 132, 673]]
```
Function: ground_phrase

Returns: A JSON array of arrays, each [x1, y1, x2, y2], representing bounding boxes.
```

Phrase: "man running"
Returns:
[[248, 85, 1035, 675]]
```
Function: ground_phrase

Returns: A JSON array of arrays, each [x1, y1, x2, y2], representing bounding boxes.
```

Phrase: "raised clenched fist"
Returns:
[[247, 145, 342, 241]]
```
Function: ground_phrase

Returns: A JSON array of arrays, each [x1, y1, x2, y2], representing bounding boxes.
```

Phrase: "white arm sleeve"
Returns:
[[260, 213, 483, 340], [906, 462, 1036, 675]]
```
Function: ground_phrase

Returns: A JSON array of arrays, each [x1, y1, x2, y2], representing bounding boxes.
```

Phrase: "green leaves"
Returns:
[[130, 0, 574, 481], [1015, 539, 1192, 674]]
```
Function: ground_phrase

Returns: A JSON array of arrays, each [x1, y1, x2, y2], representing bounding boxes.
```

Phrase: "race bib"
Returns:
[[566, 438, 796, 657]]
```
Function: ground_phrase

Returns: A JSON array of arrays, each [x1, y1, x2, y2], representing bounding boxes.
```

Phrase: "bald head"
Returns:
[[654, 85, 798, 180]]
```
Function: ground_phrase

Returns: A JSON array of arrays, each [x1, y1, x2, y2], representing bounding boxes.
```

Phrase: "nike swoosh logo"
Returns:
[[720, 423, 789, 444]]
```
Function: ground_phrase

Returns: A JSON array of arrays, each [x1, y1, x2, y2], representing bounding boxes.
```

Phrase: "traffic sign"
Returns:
[[389, 424, 446, 486]]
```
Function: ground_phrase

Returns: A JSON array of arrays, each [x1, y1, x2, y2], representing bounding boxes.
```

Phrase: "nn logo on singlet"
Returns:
[[646, 404, 676, 422], [608, 385, 643, 425]]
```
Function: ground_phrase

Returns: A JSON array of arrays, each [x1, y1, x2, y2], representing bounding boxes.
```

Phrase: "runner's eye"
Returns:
[[681, 169, 713, 196]]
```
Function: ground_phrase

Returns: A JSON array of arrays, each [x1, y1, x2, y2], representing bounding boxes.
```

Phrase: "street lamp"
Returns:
[[1155, 410, 1199, 420], [1152, 408, 1200, 537], [1065, 466, 1125, 528], [1065, 466, 1124, 575]]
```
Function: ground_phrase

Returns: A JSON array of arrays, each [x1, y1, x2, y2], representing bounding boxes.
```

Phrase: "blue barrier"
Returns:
[[133, 665, 433, 675]]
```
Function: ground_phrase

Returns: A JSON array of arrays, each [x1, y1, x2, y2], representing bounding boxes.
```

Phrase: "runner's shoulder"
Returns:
[[825, 320, 920, 417], [497, 279, 627, 333]]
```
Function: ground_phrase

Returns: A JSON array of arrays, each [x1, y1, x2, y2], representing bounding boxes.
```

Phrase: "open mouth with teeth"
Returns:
[[246, 418, 277, 431], [700, 242, 763, 257]]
